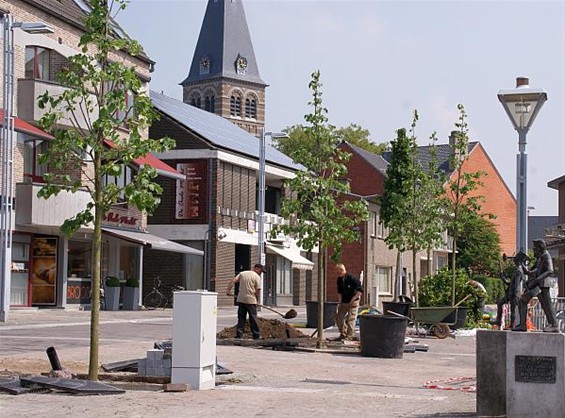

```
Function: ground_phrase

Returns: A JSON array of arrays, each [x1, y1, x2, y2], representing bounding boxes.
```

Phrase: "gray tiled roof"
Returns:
[[382, 142, 479, 176], [181, 0, 265, 86], [345, 142, 389, 175], [150, 91, 300, 171]]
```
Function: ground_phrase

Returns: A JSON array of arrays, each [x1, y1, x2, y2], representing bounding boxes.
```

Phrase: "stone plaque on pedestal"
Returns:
[[477, 330, 565, 418]]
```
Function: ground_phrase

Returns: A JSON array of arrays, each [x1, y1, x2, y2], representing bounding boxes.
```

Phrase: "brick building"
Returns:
[[148, 92, 316, 307], [325, 137, 516, 308], [0, 0, 200, 319]]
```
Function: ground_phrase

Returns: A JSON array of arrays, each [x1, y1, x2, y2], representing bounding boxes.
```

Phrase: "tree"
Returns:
[[456, 212, 502, 276], [405, 128, 447, 306], [37, 0, 174, 380], [379, 119, 416, 300], [273, 71, 369, 348], [444, 104, 486, 305], [380, 112, 446, 304], [275, 123, 387, 159]]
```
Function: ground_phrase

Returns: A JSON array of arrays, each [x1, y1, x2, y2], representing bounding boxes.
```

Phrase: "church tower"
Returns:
[[181, 0, 267, 136]]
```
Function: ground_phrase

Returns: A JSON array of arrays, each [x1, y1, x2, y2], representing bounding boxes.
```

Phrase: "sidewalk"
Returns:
[[0, 307, 477, 417]]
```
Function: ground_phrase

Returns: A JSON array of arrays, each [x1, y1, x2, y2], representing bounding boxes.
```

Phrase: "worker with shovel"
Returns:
[[227, 263, 264, 340]]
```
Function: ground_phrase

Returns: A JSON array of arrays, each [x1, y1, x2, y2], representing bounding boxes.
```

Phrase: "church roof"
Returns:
[[150, 91, 299, 171], [180, 0, 266, 87]]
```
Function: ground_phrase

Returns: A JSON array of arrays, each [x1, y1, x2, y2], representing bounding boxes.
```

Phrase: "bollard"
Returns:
[[46, 346, 62, 371]]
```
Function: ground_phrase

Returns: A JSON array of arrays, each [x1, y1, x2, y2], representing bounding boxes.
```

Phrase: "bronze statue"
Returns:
[[513, 239, 559, 332], [493, 252, 526, 329]]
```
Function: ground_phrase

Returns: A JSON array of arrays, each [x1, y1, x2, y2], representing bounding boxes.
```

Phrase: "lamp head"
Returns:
[[498, 77, 547, 132]]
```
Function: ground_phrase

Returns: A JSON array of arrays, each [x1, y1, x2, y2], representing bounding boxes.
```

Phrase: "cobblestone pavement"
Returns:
[[0, 307, 477, 417]]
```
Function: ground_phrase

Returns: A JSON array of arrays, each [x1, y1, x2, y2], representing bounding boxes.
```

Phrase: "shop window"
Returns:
[[119, 244, 139, 281], [25, 46, 50, 80], [23, 137, 49, 182], [276, 257, 292, 295]]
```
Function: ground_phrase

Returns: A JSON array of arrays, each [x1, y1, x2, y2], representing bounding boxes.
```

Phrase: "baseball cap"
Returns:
[[254, 263, 266, 272]]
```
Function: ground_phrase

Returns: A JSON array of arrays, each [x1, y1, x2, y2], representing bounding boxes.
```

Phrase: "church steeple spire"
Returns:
[[181, 0, 267, 136]]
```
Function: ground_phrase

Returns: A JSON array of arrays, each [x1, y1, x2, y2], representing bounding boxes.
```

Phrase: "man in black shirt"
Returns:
[[335, 263, 363, 341]]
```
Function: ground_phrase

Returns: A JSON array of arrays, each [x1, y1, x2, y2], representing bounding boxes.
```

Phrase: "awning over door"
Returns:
[[102, 227, 203, 255], [266, 244, 314, 270]]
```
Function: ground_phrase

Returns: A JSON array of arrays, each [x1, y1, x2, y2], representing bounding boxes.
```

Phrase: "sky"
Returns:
[[117, 0, 565, 216]]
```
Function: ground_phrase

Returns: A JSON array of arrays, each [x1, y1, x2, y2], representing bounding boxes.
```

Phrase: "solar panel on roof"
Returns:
[[149, 91, 301, 171]]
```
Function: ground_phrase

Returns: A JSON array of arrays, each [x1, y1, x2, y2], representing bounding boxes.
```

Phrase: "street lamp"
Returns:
[[498, 77, 547, 255], [258, 128, 288, 306], [1, 14, 54, 322]]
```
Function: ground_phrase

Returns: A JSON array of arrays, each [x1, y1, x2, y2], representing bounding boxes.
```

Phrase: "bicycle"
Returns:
[[143, 277, 184, 310]]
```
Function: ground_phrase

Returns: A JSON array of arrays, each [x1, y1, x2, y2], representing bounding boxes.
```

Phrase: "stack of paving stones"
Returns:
[[137, 349, 171, 378]]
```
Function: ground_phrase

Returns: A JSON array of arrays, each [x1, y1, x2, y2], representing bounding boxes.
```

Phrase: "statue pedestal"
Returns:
[[477, 330, 565, 418]]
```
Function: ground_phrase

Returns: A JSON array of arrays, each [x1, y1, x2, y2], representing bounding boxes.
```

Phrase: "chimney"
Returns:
[[516, 77, 529, 88]]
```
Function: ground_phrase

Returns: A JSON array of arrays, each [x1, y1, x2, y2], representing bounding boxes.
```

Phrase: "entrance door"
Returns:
[[234, 244, 250, 305]]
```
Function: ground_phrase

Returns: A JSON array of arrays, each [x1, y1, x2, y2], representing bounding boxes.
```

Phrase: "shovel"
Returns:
[[259, 305, 298, 319]]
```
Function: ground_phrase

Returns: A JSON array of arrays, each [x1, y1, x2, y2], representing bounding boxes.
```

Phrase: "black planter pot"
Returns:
[[306, 301, 339, 329], [382, 301, 412, 317], [359, 314, 408, 358]]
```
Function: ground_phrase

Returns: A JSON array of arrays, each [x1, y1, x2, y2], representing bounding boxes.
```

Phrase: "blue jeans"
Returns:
[[236, 303, 260, 339]]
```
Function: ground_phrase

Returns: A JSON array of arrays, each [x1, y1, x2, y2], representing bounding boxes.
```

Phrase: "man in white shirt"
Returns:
[[227, 263, 264, 339]]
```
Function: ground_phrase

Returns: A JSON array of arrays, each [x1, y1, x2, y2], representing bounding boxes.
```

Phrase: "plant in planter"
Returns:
[[123, 278, 140, 310], [104, 276, 121, 311]]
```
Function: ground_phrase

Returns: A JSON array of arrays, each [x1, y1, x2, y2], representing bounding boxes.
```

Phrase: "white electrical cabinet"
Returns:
[[171, 290, 218, 390]]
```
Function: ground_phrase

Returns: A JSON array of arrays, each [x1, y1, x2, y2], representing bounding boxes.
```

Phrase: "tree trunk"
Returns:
[[316, 246, 326, 349]]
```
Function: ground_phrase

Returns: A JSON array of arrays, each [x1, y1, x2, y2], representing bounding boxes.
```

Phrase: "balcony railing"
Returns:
[[16, 182, 92, 228], [17, 78, 98, 129], [546, 223, 565, 249]]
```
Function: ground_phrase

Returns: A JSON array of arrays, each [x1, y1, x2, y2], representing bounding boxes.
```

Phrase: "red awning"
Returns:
[[104, 139, 184, 180], [0, 110, 53, 140]]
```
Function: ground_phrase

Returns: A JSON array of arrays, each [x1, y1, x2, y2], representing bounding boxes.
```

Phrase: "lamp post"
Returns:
[[1, 14, 54, 321], [258, 128, 288, 306], [498, 77, 547, 255]]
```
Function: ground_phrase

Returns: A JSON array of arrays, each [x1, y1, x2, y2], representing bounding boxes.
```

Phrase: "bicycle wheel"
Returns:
[[144, 291, 164, 310]]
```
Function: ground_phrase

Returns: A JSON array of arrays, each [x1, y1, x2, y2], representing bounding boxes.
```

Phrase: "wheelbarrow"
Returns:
[[387, 295, 471, 339]]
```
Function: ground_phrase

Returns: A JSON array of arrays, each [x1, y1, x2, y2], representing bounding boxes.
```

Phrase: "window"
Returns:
[[25, 46, 50, 80], [204, 95, 215, 113], [436, 254, 448, 271], [230, 95, 242, 117], [191, 96, 201, 108], [245, 97, 257, 119], [276, 256, 292, 295], [370, 211, 377, 237], [23, 138, 49, 182], [103, 165, 133, 203], [375, 266, 392, 295]]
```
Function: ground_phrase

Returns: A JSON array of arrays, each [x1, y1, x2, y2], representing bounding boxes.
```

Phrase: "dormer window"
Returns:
[[199, 57, 210, 75]]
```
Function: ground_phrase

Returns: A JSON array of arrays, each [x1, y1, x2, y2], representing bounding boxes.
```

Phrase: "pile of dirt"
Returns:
[[217, 318, 310, 339]]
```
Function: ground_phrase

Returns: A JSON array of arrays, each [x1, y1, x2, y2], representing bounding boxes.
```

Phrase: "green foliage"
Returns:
[[418, 267, 486, 325], [105, 276, 121, 287], [443, 104, 487, 305], [35, 0, 174, 380], [275, 123, 387, 160], [272, 70, 369, 347], [379, 112, 446, 302], [456, 213, 502, 276], [273, 71, 369, 260], [418, 268, 470, 308], [125, 277, 139, 288]]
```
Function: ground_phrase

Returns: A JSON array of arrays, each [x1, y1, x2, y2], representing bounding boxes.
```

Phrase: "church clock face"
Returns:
[[236, 56, 247, 75]]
